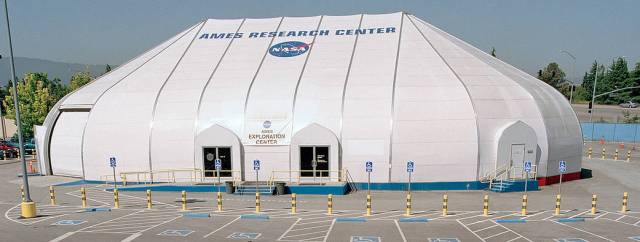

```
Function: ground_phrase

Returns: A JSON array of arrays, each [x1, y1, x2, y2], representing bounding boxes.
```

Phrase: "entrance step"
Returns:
[[234, 186, 275, 195], [490, 179, 538, 193]]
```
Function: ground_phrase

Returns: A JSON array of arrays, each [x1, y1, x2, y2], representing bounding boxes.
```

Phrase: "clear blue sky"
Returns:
[[1, 0, 639, 82]]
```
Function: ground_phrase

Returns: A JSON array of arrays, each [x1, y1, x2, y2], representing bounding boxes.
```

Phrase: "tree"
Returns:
[[69, 71, 93, 91], [490, 47, 497, 58], [537, 62, 570, 98], [104, 64, 112, 74], [2, 73, 63, 138], [631, 62, 640, 101], [605, 57, 631, 104]]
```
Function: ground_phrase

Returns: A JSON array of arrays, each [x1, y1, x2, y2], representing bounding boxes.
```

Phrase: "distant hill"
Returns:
[[0, 57, 110, 86]]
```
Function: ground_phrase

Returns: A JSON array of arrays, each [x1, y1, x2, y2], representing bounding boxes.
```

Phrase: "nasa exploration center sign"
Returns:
[[198, 26, 397, 58]]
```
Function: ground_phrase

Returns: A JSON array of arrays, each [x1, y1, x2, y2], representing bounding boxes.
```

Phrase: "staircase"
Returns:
[[234, 182, 275, 195]]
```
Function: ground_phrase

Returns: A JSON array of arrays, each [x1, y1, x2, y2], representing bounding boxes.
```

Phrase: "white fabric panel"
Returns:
[[197, 17, 282, 137], [34, 125, 47, 174], [243, 16, 321, 146], [81, 23, 203, 181], [244, 145, 289, 181], [50, 112, 89, 177], [392, 15, 477, 182], [292, 14, 361, 136], [62, 24, 200, 106], [150, 19, 243, 172], [419, 18, 581, 177], [341, 13, 401, 182], [412, 17, 549, 178]]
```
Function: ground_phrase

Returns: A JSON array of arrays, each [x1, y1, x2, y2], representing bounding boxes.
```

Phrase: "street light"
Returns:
[[3, 0, 36, 218], [560, 50, 576, 104]]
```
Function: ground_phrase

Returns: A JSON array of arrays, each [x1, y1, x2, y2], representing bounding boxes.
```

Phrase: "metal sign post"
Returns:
[[406, 161, 414, 194], [312, 159, 317, 183], [365, 161, 373, 196], [215, 159, 222, 193], [558, 160, 566, 194], [523, 161, 532, 195], [110, 157, 117, 190], [253, 160, 260, 192]]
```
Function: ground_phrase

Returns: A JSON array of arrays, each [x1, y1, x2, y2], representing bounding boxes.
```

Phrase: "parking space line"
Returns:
[[491, 220, 532, 242], [394, 219, 408, 242], [484, 230, 509, 240], [473, 224, 499, 233], [322, 219, 336, 242], [570, 210, 590, 218], [120, 233, 142, 242], [280, 230, 327, 239], [594, 211, 609, 219], [457, 219, 487, 242], [278, 218, 301, 241], [552, 220, 614, 242], [49, 232, 76, 242], [203, 216, 240, 238], [289, 224, 330, 232]]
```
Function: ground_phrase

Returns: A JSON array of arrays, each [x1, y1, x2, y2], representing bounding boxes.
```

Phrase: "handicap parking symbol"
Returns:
[[157, 229, 194, 237], [554, 238, 588, 242], [429, 238, 461, 242], [228, 232, 261, 240], [351, 236, 381, 242], [51, 220, 86, 225]]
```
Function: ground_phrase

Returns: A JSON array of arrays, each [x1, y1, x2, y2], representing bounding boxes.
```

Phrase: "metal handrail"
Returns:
[[118, 168, 204, 185], [201, 170, 242, 186], [267, 170, 343, 186]]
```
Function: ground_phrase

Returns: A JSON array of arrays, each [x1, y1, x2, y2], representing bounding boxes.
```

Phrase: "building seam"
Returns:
[[74, 23, 200, 179], [407, 15, 482, 180], [241, 17, 285, 142], [387, 12, 404, 182], [338, 14, 364, 174], [147, 20, 208, 181], [289, 15, 325, 177], [192, 18, 247, 172]]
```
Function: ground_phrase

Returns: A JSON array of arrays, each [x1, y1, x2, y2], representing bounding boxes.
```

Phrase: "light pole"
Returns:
[[589, 66, 599, 141], [560, 50, 576, 104], [3, 0, 36, 218]]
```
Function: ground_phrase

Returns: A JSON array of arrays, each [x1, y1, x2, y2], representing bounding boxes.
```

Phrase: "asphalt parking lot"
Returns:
[[3, 157, 640, 241]]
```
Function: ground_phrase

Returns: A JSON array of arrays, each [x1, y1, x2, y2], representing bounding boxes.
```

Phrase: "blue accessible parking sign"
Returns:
[[365, 161, 373, 173], [215, 159, 222, 170], [524, 161, 532, 173], [253, 159, 260, 171], [407, 160, 414, 173], [109, 157, 116, 167], [559, 160, 567, 173]]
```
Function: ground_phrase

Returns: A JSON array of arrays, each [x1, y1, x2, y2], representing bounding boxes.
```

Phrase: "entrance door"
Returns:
[[510, 144, 525, 178], [300, 146, 329, 177], [203, 147, 232, 177]]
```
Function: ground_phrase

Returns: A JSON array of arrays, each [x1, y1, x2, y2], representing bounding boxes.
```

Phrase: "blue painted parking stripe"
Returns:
[[336, 217, 366, 222], [399, 217, 429, 222], [84, 207, 111, 212], [557, 218, 585, 222], [182, 212, 211, 218], [496, 219, 526, 223], [240, 214, 270, 220]]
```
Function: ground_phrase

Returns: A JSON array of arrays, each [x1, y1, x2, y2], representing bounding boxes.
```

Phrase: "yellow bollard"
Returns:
[[366, 194, 372, 216], [147, 190, 152, 209], [49, 186, 56, 205], [622, 192, 629, 213], [483, 194, 489, 216], [602, 147, 606, 159], [291, 193, 297, 214], [614, 149, 619, 160], [627, 150, 632, 162], [555, 194, 561, 215], [442, 194, 448, 216], [405, 193, 412, 216], [181, 190, 187, 211], [81, 187, 87, 208], [327, 194, 333, 215], [217, 192, 222, 212], [255, 192, 261, 213], [588, 147, 592, 159], [591, 194, 597, 215], [521, 194, 527, 216], [113, 189, 119, 209], [20, 185, 25, 202]]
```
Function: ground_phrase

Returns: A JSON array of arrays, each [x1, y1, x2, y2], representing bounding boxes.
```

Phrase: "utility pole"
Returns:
[[560, 50, 576, 104], [3, 0, 36, 218], [589, 67, 598, 140]]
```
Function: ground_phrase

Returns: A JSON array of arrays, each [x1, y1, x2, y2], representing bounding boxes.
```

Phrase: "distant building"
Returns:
[[38, 13, 582, 187]]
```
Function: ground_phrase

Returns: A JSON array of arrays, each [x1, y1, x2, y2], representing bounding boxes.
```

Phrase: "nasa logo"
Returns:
[[269, 41, 310, 57], [263, 120, 272, 129]]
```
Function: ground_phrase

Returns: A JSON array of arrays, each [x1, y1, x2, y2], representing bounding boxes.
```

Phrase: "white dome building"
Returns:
[[37, 12, 582, 188]]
